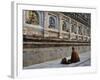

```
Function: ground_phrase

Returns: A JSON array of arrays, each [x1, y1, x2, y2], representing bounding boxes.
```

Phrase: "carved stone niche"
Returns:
[[48, 13, 57, 29], [78, 23, 82, 35], [25, 10, 39, 25], [71, 19, 77, 34], [62, 19, 70, 32], [62, 20, 67, 31]]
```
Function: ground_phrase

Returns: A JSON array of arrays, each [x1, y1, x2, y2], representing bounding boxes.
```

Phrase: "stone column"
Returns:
[[81, 24, 84, 41], [58, 13, 62, 39], [25, 10, 30, 23], [23, 11, 26, 24], [43, 11, 48, 37], [69, 17, 72, 40], [76, 22, 79, 40], [23, 10, 29, 35], [83, 25, 86, 41]]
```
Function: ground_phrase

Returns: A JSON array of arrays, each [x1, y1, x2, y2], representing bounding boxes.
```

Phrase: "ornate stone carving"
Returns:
[[62, 20, 69, 32], [62, 21, 66, 31], [71, 20, 77, 34], [78, 24, 82, 35], [48, 16, 56, 28], [26, 11, 39, 25]]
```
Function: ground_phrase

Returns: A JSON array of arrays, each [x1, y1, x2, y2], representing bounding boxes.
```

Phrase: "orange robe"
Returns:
[[71, 50, 80, 63]]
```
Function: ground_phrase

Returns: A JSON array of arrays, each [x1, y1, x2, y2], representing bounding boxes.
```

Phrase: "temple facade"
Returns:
[[23, 10, 90, 41], [23, 10, 91, 67]]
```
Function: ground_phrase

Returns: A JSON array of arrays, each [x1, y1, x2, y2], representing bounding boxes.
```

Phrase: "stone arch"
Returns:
[[49, 16, 56, 28], [26, 11, 39, 25]]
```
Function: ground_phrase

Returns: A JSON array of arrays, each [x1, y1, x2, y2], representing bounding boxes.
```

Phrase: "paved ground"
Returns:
[[24, 51, 91, 69]]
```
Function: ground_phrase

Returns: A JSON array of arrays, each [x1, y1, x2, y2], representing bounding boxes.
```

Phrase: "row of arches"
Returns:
[[25, 10, 90, 36]]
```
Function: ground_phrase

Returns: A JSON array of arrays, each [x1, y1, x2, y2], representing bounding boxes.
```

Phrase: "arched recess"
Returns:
[[62, 20, 69, 32], [25, 10, 39, 25], [71, 20, 77, 34], [48, 16, 56, 28], [62, 20, 67, 31], [78, 24, 82, 35]]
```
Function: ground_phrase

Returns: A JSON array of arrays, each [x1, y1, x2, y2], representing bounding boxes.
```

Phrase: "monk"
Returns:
[[71, 47, 80, 63]]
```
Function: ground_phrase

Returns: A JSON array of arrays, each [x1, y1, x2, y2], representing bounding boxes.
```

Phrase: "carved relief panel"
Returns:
[[78, 23, 82, 35], [25, 10, 39, 25], [49, 16, 56, 28], [48, 13, 57, 29], [62, 17, 70, 32], [71, 19, 77, 34], [62, 20, 67, 31]]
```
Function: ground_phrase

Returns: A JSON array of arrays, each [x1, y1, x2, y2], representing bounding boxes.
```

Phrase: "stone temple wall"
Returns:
[[23, 11, 91, 67], [23, 46, 90, 67]]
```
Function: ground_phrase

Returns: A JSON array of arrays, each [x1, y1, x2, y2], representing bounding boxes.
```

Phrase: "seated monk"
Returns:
[[71, 47, 80, 63]]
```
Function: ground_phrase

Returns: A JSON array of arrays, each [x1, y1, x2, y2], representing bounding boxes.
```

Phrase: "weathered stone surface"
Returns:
[[23, 46, 90, 67]]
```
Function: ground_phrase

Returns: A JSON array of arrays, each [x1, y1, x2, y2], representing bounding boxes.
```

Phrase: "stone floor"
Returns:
[[24, 51, 91, 69]]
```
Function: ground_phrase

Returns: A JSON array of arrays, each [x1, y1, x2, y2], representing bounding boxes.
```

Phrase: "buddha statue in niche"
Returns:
[[49, 16, 56, 28], [26, 11, 39, 25]]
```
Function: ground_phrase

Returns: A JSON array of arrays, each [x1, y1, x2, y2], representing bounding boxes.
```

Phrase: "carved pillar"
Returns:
[[23, 11, 30, 35], [76, 22, 78, 40], [69, 17, 72, 40], [58, 13, 62, 39], [43, 11, 48, 37], [24, 10, 29, 24], [82, 24, 84, 41]]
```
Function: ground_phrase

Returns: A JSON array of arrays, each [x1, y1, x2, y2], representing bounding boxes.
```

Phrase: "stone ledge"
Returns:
[[23, 35, 90, 43]]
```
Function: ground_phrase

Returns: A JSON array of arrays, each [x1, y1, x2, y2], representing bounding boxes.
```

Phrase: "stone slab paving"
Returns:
[[24, 51, 91, 69]]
